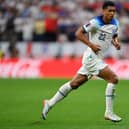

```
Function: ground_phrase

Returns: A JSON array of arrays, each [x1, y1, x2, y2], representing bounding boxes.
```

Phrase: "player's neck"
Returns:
[[102, 16, 112, 24]]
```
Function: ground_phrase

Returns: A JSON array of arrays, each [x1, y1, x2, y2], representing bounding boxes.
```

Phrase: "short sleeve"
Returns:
[[83, 19, 98, 33], [112, 20, 119, 38]]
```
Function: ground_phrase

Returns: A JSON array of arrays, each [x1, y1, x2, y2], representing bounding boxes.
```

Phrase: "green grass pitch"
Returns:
[[0, 78, 129, 129]]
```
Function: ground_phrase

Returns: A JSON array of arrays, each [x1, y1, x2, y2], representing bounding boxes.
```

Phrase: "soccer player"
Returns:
[[42, 1, 122, 122]]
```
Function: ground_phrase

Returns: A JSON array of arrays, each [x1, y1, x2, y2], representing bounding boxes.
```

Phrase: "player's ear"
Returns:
[[102, 9, 106, 14]]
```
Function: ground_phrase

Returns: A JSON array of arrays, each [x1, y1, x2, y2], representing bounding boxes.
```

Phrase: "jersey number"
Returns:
[[98, 33, 106, 41]]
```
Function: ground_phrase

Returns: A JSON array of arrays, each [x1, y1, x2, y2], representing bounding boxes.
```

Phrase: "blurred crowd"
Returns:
[[0, 0, 129, 59]]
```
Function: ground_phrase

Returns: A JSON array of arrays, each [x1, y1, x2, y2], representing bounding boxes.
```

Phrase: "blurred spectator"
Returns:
[[21, 17, 34, 41], [0, 0, 128, 43], [3, 6, 18, 42], [33, 17, 45, 41], [7, 42, 19, 58], [20, 1, 32, 18], [0, 45, 4, 59], [0, 0, 129, 59], [40, 0, 59, 42]]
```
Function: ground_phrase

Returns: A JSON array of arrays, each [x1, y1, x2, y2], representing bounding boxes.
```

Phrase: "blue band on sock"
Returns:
[[106, 95, 115, 97], [58, 90, 66, 97]]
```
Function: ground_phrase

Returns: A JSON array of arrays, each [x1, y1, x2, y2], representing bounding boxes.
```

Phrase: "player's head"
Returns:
[[102, 1, 116, 21]]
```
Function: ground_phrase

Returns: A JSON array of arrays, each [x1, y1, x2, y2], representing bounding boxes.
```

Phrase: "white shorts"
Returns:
[[77, 49, 107, 79]]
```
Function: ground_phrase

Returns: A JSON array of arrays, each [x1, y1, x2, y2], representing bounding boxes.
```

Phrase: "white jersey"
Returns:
[[83, 15, 119, 58]]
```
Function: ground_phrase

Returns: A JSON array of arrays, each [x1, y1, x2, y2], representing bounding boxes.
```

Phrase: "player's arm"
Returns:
[[75, 26, 101, 53], [112, 34, 121, 50], [112, 20, 121, 50]]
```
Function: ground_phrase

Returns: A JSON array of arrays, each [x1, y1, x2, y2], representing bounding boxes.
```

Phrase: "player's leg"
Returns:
[[47, 74, 88, 107], [98, 66, 122, 122], [42, 74, 88, 120]]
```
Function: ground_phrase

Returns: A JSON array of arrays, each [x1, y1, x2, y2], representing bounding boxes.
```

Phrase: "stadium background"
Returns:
[[0, 0, 129, 78], [0, 1, 129, 129]]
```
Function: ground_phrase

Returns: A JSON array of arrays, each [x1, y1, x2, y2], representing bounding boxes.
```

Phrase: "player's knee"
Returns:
[[110, 75, 119, 84], [70, 81, 81, 89]]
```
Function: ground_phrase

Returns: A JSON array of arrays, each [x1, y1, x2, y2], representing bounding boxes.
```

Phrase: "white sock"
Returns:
[[48, 82, 72, 107], [105, 83, 116, 114]]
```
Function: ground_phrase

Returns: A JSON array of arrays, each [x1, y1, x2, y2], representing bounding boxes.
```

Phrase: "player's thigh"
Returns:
[[70, 74, 88, 89], [98, 66, 118, 84]]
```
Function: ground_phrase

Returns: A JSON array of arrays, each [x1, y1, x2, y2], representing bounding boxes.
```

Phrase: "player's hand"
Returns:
[[112, 38, 121, 50], [90, 43, 101, 54]]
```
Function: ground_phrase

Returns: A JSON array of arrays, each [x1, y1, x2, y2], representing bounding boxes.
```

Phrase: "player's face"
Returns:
[[103, 6, 116, 21]]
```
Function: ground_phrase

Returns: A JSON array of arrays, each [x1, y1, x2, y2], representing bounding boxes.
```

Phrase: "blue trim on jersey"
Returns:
[[94, 15, 119, 27]]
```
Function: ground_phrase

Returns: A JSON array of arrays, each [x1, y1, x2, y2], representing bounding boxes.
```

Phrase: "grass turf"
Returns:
[[0, 78, 129, 129]]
